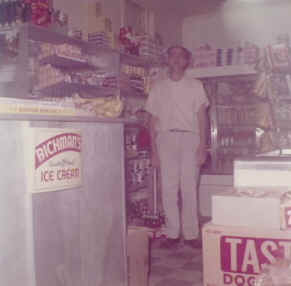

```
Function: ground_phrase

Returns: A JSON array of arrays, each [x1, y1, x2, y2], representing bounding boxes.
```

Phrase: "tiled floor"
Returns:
[[149, 239, 203, 286]]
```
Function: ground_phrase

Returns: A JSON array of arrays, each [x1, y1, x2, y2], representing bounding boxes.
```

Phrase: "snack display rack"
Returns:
[[11, 23, 119, 100], [0, 24, 159, 228], [200, 52, 291, 174], [199, 69, 260, 174]]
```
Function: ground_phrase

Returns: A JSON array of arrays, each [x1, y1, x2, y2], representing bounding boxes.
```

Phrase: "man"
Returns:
[[145, 45, 209, 249]]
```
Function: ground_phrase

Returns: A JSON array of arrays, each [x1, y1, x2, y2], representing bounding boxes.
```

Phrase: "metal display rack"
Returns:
[[197, 67, 260, 174], [10, 24, 119, 99]]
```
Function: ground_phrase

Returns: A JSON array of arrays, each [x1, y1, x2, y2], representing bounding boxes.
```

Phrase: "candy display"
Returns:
[[38, 42, 85, 62], [71, 94, 123, 118], [88, 31, 112, 49], [121, 64, 148, 95], [34, 64, 67, 90]]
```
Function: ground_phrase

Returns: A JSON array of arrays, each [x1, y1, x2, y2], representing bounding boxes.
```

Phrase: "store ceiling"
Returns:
[[134, 0, 225, 16]]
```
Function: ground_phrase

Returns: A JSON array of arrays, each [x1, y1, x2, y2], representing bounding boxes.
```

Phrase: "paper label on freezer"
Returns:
[[32, 128, 82, 192]]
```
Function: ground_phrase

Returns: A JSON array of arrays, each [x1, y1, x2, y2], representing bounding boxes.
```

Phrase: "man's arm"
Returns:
[[197, 103, 209, 165]]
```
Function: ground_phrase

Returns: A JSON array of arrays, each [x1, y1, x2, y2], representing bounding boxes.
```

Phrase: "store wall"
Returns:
[[99, 0, 122, 34], [182, 0, 291, 50], [53, 0, 182, 47], [53, 0, 122, 34], [155, 13, 183, 47]]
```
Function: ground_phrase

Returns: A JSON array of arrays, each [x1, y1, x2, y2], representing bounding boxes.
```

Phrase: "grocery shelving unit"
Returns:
[[120, 52, 164, 227], [195, 66, 260, 174], [10, 23, 119, 99], [1, 22, 162, 228]]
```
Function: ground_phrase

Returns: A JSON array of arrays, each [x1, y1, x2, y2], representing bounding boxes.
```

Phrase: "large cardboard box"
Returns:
[[234, 158, 291, 189], [127, 227, 151, 286], [199, 174, 233, 217], [212, 190, 291, 230], [203, 223, 291, 286], [212, 190, 281, 229]]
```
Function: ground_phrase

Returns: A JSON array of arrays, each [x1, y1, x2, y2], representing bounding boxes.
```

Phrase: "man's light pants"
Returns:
[[157, 131, 200, 240]]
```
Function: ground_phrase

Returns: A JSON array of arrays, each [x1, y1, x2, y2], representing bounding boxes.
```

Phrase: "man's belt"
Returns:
[[168, 129, 191, 133]]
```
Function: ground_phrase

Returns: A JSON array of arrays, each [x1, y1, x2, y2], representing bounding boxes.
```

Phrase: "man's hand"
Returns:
[[196, 146, 207, 166]]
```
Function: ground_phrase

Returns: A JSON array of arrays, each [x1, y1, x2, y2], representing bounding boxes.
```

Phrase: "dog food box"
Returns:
[[203, 223, 291, 286]]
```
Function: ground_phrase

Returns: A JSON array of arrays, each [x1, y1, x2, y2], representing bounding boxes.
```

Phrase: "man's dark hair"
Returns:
[[167, 45, 192, 62]]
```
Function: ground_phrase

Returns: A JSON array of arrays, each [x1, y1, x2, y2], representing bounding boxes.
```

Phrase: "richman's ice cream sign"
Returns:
[[32, 128, 82, 192]]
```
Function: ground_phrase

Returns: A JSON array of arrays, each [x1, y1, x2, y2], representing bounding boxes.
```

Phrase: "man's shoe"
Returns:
[[184, 239, 202, 249], [160, 238, 180, 249]]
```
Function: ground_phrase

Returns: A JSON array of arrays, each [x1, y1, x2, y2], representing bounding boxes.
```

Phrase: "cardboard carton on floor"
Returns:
[[203, 223, 291, 286], [128, 227, 152, 286]]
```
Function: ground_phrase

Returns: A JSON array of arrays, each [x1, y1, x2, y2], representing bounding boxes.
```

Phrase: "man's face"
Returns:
[[168, 47, 189, 72]]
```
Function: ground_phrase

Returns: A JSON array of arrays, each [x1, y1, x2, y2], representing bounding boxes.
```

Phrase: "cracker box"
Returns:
[[212, 190, 282, 229], [203, 223, 291, 286], [212, 190, 291, 231], [234, 157, 291, 190]]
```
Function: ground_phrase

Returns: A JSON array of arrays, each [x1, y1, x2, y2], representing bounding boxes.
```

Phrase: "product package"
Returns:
[[212, 189, 291, 230], [203, 222, 291, 286], [233, 158, 291, 189]]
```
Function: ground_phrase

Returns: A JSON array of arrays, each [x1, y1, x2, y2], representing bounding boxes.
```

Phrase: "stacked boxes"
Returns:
[[81, 2, 118, 49], [203, 157, 291, 286], [192, 43, 260, 69]]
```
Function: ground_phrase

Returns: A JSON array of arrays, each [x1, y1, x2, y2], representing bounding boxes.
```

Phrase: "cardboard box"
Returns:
[[212, 190, 282, 229], [199, 175, 233, 217], [203, 223, 291, 286], [234, 157, 291, 190], [127, 227, 151, 286], [212, 190, 291, 230]]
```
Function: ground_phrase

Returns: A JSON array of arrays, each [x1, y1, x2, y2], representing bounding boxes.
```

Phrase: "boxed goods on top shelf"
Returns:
[[192, 42, 259, 69]]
